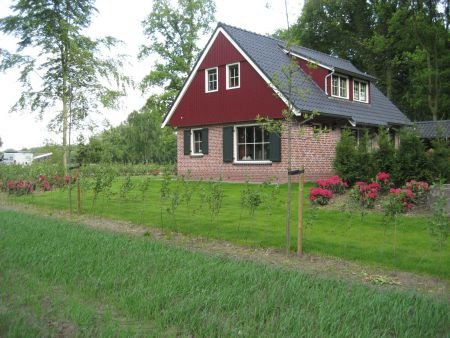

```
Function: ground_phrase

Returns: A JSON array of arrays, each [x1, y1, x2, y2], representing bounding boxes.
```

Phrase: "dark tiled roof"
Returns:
[[289, 45, 375, 80], [415, 120, 450, 138], [219, 23, 411, 127]]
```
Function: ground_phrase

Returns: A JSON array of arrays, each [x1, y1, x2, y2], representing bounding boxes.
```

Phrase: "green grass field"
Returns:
[[1, 210, 449, 337], [8, 176, 450, 279]]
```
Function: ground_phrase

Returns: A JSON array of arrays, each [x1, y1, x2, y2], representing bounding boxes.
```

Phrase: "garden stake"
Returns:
[[298, 166, 304, 256]]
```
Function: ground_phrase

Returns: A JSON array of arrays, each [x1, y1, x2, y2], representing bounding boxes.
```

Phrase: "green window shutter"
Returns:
[[223, 126, 233, 162], [201, 128, 209, 154], [269, 131, 281, 162], [183, 129, 191, 155]]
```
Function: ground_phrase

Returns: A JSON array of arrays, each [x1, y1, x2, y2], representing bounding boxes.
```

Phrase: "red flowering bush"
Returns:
[[309, 187, 333, 205], [316, 175, 348, 194], [5, 180, 34, 195], [384, 188, 415, 214], [37, 175, 52, 191], [375, 172, 391, 193], [351, 182, 380, 208], [405, 180, 429, 202]]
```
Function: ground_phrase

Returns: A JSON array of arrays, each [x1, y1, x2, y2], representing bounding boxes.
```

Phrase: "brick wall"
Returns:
[[177, 123, 341, 183]]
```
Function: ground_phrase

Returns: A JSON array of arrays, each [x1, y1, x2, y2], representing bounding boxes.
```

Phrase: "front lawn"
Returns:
[[0, 211, 448, 336], [7, 176, 449, 279]]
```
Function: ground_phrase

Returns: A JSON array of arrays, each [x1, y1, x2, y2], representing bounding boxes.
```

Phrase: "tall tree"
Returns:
[[0, 0, 129, 170], [139, 0, 216, 109]]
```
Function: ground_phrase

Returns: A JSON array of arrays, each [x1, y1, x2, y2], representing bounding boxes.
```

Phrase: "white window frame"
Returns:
[[353, 79, 369, 103], [331, 74, 349, 99], [226, 62, 240, 90], [191, 128, 204, 156], [233, 123, 271, 164], [205, 67, 218, 93]]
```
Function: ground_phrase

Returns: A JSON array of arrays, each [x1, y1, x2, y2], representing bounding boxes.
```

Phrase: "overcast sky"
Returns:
[[0, 0, 303, 151]]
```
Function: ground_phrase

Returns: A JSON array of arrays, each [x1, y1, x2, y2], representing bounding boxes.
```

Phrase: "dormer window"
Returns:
[[353, 80, 368, 103], [226, 63, 240, 89], [205, 67, 218, 92], [331, 74, 349, 99]]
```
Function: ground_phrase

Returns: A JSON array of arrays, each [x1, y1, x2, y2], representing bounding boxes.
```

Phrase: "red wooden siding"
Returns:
[[168, 32, 286, 127], [297, 59, 329, 92]]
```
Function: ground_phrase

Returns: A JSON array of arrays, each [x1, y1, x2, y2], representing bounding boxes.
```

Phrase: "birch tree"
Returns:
[[0, 0, 129, 170]]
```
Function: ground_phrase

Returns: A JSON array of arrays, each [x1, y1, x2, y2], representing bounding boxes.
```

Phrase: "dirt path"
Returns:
[[1, 196, 449, 300]]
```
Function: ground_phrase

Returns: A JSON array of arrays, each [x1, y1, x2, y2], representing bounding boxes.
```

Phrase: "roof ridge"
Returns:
[[218, 22, 357, 66], [218, 22, 286, 45], [294, 45, 353, 64]]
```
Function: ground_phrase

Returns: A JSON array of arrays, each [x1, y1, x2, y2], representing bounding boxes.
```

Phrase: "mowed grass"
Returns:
[[0, 211, 449, 337], [11, 176, 450, 279]]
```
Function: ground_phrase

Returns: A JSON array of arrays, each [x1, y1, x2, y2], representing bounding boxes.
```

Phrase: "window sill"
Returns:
[[190, 154, 204, 158], [233, 160, 272, 165]]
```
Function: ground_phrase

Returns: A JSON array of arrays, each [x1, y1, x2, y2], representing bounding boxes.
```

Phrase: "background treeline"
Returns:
[[77, 98, 176, 165], [276, 0, 450, 122], [334, 128, 450, 185]]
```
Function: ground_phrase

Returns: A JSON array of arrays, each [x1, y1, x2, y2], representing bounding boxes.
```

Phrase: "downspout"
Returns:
[[325, 68, 335, 95]]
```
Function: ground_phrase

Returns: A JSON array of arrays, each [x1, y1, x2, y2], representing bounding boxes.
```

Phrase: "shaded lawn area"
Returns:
[[9, 177, 450, 279], [0, 211, 449, 337]]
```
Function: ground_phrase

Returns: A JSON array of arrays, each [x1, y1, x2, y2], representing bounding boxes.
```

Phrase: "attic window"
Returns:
[[353, 80, 368, 103], [331, 75, 348, 99], [205, 67, 218, 93], [226, 63, 240, 89]]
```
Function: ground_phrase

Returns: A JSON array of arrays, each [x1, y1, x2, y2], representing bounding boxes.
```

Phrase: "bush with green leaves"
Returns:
[[428, 182, 450, 250]]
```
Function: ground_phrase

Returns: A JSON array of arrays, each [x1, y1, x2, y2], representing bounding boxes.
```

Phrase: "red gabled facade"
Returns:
[[167, 32, 286, 127]]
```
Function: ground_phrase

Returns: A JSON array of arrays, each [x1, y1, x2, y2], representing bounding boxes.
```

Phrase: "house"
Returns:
[[162, 23, 411, 182], [1, 152, 33, 165], [415, 120, 450, 148]]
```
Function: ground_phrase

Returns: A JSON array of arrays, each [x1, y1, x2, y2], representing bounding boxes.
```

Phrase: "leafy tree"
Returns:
[[0, 136, 3, 148], [0, 0, 129, 170], [285, 0, 450, 121], [139, 0, 216, 108]]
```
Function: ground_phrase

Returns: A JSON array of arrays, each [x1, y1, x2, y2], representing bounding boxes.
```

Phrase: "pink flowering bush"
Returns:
[[375, 172, 391, 193], [316, 175, 348, 194], [351, 181, 381, 208], [309, 187, 333, 205]]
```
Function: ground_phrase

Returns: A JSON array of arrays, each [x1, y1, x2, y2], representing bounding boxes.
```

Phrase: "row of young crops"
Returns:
[[1, 162, 448, 253]]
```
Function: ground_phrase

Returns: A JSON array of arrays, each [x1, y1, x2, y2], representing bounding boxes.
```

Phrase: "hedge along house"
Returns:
[[162, 23, 411, 182]]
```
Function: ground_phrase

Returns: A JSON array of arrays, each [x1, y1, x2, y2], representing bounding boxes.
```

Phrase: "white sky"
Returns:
[[0, 0, 303, 151]]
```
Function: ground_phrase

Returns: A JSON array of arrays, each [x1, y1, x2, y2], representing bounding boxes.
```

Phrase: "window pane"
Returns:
[[360, 83, 366, 101], [354, 81, 359, 100], [238, 144, 246, 160], [340, 78, 347, 97], [255, 126, 263, 142], [264, 144, 269, 160], [245, 127, 254, 143], [254, 144, 263, 160], [245, 144, 254, 160], [332, 76, 338, 96], [238, 127, 245, 143]]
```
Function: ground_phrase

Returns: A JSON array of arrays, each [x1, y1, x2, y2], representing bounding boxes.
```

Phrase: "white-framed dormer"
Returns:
[[353, 79, 369, 103], [226, 62, 240, 90], [233, 123, 271, 164], [191, 128, 204, 156], [331, 74, 349, 99], [205, 67, 218, 93]]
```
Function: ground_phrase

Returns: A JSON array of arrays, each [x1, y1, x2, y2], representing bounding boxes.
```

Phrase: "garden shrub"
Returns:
[[333, 129, 359, 184], [375, 172, 391, 193], [351, 182, 380, 208], [309, 187, 332, 205], [372, 127, 396, 175], [316, 175, 348, 194], [394, 128, 431, 185], [429, 138, 450, 183]]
